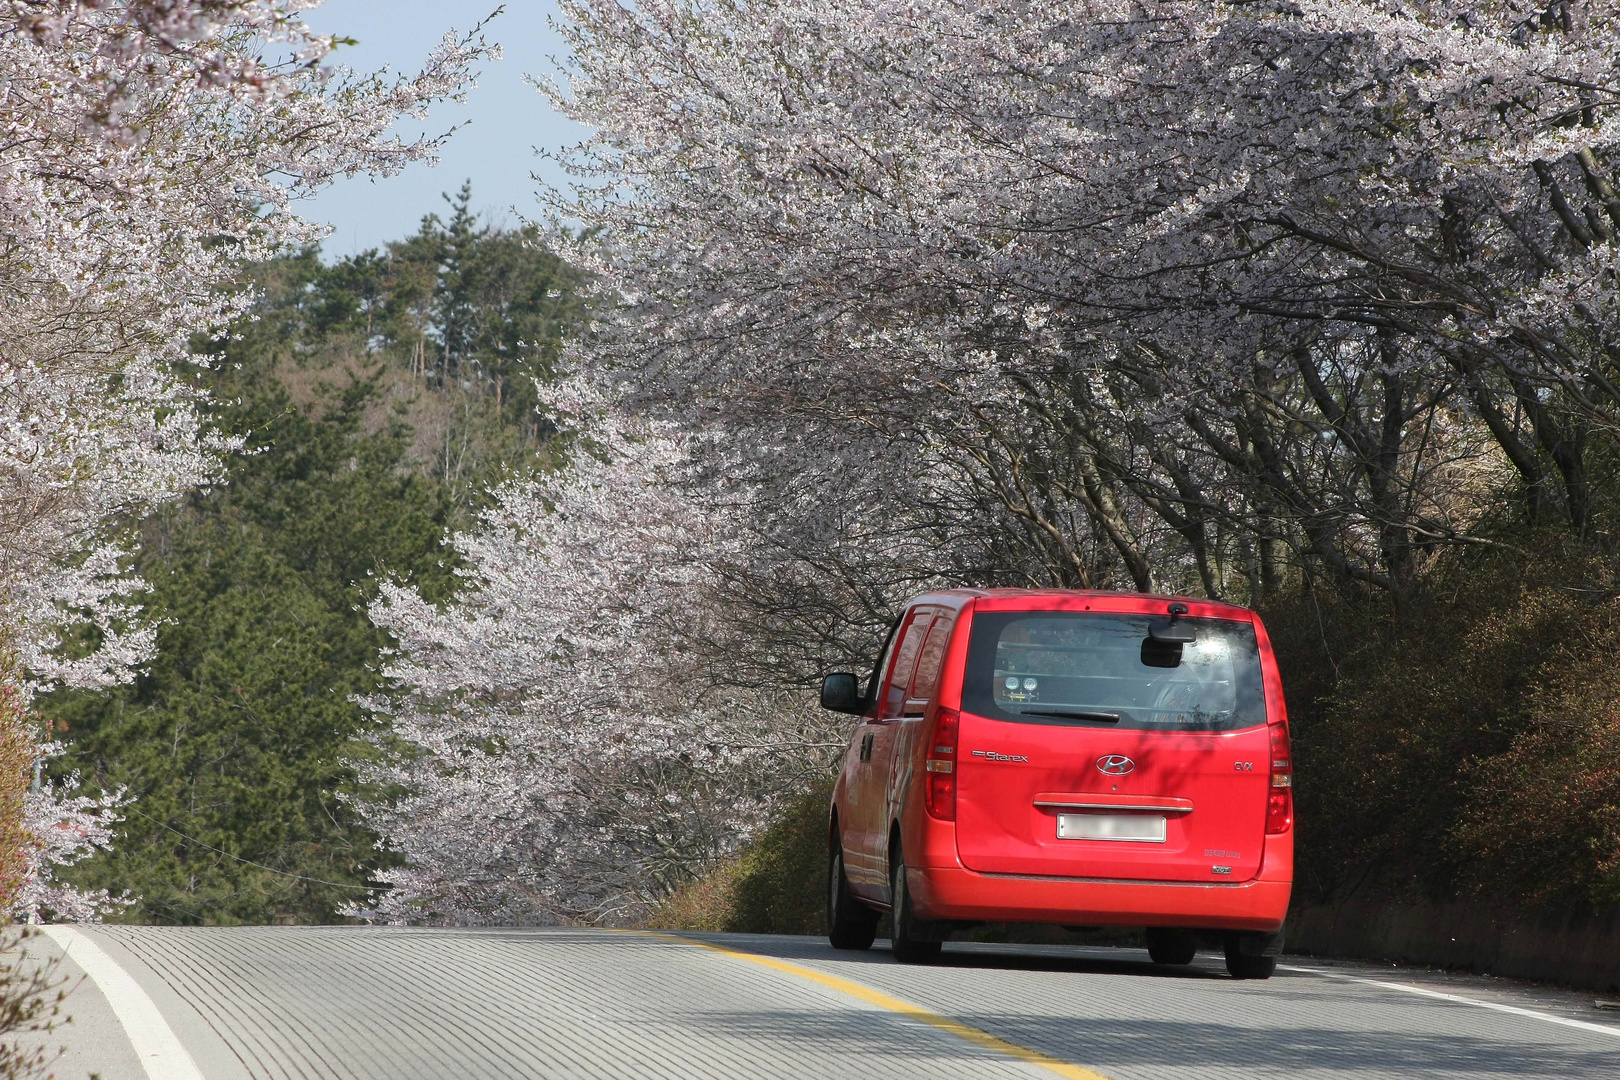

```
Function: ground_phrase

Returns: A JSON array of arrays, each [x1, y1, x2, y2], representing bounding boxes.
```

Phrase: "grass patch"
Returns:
[[647, 780, 832, 935]]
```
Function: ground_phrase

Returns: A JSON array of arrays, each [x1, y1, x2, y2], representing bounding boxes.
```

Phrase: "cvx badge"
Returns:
[[1096, 754, 1135, 776]]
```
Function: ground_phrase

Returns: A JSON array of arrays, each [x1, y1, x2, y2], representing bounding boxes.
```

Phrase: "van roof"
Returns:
[[909, 588, 1257, 621]]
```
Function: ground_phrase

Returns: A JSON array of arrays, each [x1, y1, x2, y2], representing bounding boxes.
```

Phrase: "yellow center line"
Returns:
[[626, 930, 1114, 1080]]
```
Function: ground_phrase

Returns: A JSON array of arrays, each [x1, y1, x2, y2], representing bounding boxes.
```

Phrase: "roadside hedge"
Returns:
[[1273, 536, 1620, 914], [647, 780, 832, 935]]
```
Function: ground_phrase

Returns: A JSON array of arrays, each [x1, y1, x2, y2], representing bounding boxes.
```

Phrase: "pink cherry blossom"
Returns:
[[1, 0, 492, 920]]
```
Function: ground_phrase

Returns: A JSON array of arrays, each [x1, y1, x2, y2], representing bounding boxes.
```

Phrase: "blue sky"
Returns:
[[301, 1, 585, 258]]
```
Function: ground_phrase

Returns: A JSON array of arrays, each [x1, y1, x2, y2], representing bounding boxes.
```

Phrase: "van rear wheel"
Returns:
[[1145, 928, 1197, 966], [1224, 937, 1277, 980], [888, 841, 942, 964], [828, 834, 877, 950]]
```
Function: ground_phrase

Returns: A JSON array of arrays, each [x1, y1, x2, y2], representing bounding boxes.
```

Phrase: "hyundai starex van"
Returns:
[[821, 590, 1293, 979]]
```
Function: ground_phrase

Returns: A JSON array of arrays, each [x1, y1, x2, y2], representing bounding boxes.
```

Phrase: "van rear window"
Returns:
[[961, 612, 1267, 733]]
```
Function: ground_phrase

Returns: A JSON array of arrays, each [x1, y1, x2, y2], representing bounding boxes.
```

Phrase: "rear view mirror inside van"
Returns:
[[1147, 616, 1197, 644], [1144, 611, 1193, 668], [1140, 638, 1183, 668], [820, 672, 864, 714]]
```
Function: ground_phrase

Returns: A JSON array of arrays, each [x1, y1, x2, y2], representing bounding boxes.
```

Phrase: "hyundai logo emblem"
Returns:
[[1096, 755, 1136, 775]]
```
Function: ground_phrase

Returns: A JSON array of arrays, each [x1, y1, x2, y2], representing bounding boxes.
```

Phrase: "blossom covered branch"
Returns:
[[0, 0, 493, 919]]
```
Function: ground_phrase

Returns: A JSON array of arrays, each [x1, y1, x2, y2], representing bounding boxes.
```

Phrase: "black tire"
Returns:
[[828, 833, 878, 950], [1224, 940, 1277, 980], [1145, 928, 1197, 966], [888, 839, 943, 964]]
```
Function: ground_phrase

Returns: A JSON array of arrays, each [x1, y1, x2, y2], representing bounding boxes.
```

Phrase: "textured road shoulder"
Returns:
[[42, 926, 204, 1080]]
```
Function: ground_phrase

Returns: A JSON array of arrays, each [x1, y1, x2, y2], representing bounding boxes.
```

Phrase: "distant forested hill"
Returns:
[[39, 189, 583, 923]]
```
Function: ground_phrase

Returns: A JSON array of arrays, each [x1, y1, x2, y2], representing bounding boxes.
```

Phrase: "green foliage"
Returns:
[[647, 781, 833, 935], [1274, 536, 1620, 913], [39, 194, 584, 923], [43, 363, 458, 923], [242, 183, 584, 511], [725, 782, 834, 935]]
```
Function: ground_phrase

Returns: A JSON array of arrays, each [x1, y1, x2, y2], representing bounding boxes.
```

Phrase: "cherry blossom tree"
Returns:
[[0, 0, 492, 919], [359, 0, 1620, 920], [547, 0, 1620, 605], [354, 382, 844, 923]]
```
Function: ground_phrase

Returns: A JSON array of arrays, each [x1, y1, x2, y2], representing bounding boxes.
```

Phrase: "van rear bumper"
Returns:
[[908, 866, 1291, 932]]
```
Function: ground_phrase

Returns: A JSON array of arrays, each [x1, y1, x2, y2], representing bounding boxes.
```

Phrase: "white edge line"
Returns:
[[42, 925, 206, 1080], [1281, 963, 1620, 1041]]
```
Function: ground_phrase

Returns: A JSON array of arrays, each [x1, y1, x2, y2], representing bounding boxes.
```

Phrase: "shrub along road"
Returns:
[[25, 927, 1620, 1079]]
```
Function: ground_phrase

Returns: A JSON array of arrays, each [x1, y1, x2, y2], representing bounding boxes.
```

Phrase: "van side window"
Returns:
[[863, 616, 903, 710], [879, 611, 934, 720], [904, 615, 955, 713]]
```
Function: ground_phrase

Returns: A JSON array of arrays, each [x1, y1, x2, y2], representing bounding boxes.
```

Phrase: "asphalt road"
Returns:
[[19, 926, 1620, 1079]]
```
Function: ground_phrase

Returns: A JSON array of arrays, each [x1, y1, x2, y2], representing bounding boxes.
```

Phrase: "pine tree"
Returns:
[[40, 207, 583, 924]]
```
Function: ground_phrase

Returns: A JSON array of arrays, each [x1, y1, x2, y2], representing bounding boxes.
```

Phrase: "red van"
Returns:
[[822, 589, 1293, 979]]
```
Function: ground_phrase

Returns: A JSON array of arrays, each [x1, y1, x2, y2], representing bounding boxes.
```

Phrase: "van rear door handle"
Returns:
[[1035, 800, 1193, 815]]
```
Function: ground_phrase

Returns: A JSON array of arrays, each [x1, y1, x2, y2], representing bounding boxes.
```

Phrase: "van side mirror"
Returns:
[[820, 672, 863, 715]]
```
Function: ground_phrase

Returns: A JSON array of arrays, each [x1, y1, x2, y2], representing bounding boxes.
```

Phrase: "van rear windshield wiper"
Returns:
[[1016, 708, 1121, 723]]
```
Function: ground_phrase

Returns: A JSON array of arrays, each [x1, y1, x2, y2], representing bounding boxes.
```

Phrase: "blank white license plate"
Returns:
[[1057, 813, 1167, 843]]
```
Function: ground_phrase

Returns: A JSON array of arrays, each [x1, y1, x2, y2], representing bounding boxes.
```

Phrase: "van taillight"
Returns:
[[925, 707, 958, 820], [1266, 721, 1293, 834]]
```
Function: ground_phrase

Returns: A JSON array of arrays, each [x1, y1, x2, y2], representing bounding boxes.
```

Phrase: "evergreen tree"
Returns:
[[40, 200, 582, 923], [43, 363, 456, 923]]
